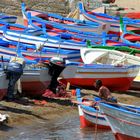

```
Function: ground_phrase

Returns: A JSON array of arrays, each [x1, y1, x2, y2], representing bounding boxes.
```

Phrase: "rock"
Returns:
[[0, 113, 9, 124]]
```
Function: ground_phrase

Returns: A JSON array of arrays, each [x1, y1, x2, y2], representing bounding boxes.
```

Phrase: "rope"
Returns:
[[94, 111, 98, 140]]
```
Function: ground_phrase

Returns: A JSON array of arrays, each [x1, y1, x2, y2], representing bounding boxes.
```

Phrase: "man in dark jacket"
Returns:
[[5, 57, 25, 101]]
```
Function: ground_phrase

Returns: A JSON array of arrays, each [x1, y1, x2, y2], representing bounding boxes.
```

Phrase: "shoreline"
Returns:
[[0, 67, 139, 140], [0, 89, 139, 130], [0, 96, 77, 138]]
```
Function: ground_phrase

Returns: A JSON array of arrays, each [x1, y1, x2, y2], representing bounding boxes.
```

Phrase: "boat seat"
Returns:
[[89, 51, 108, 64], [113, 55, 127, 65]]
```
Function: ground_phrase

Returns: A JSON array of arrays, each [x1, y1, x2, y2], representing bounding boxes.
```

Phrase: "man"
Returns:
[[5, 57, 25, 101], [94, 80, 117, 103], [47, 57, 65, 94]]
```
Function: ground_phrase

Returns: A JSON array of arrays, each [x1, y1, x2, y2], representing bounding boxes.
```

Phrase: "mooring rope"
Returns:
[[94, 111, 99, 140]]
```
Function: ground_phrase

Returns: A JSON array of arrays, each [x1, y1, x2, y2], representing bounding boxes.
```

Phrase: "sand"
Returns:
[[0, 89, 139, 132]]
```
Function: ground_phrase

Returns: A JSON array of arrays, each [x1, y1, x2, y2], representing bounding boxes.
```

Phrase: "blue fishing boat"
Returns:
[[100, 101, 140, 140], [75, 88, 140, 132], [75, 88, 110, 129], [0, 38, 81, 62], [0, 13, 17, 24], [78, 1, 140, 36]]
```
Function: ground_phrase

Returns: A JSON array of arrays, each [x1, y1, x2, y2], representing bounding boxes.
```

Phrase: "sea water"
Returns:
[[4, 112, 114, 140]]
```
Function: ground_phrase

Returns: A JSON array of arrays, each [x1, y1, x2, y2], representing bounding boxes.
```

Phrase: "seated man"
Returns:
[[94, 80, 117, 103]]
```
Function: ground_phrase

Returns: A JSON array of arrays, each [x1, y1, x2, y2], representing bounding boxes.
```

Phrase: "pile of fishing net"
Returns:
[[42, 82, 71, 98]]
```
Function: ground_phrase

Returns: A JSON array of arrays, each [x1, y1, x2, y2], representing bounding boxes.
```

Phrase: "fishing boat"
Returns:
[[80, 48, 140, 65], [76, 88, 110, 129], [26, 15, 103, 45], [60, 60, 139, 91], [0, 62, 52, 99], [0, 13, 17, 24], [3, 25, 91, 51], [121, 31, 140, 49], [116, 18, 140, 48], [80, 48, 140, 90], [21, 2, 110, 34], [75, 88, 140, 130], [78, 2, 140, 35], [100, 101, 140, 140], [26, 14, 110, 43], [26, 12, 108, 35], [3, 24, 121, 52], [20, 66, 51, 96], [0, 38, 81, 63], [21, 2, 99, 26]]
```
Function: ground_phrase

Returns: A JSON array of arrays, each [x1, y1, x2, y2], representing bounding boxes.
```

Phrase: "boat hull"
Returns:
[[60, 64, 138, 91], [79, 106, 110, 129], [0, 68, 51, 99], [76, 89, 110, 129], [115, 133, 140, 140], [80, 48, 140, 90], [100, 103, 140, 140], [61, 77, 134, 91]]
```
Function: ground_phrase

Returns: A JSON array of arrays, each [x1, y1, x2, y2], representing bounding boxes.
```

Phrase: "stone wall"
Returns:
[[0, 0, 71, 16], [0, 0, 139, 17]]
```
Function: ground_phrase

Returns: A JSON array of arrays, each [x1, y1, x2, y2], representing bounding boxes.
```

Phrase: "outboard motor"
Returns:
[[47, 57, 65, 93], [5, 58, 25, 101]]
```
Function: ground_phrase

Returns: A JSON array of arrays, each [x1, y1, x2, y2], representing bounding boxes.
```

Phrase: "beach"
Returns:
[[0, 89, 140, 139], [0, 0, 140, 140]]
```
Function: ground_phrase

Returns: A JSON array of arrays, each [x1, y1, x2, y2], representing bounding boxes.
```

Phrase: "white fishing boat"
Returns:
[[100, 102, 140, 140], [3, 27, 87, 51], [60, 60, 139, 91], [0, 63, 52, 99], [81, 48, 140, 90]]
